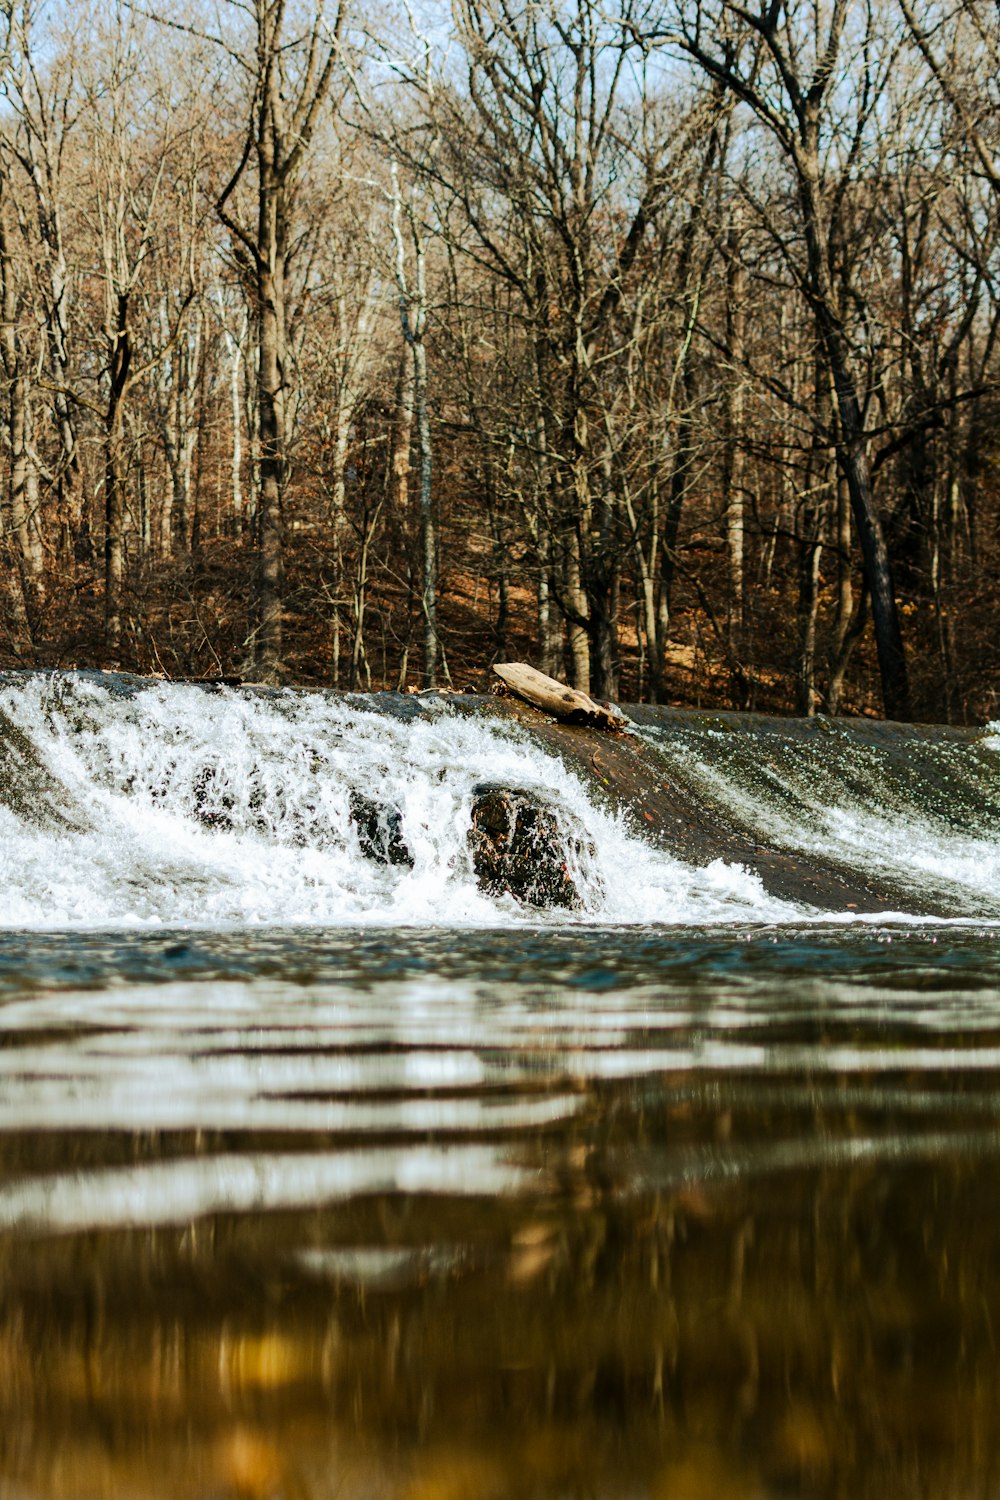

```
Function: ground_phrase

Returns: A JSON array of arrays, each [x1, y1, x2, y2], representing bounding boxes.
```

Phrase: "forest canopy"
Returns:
[[0, 0, 997, 722]]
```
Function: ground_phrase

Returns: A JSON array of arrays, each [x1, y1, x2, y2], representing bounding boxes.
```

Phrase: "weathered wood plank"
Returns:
[[492, 662, 626, 730]]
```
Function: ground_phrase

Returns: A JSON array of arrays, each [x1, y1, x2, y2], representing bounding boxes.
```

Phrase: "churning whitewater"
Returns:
[[0, 673, 788, 929], [3, 671, 1000, 929]]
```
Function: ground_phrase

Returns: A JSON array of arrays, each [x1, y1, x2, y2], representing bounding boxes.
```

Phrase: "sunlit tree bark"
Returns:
[[215, 0, 344, 683]]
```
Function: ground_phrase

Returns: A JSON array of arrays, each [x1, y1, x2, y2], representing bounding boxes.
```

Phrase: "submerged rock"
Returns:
[[468, 785, 583, 909], [192, 765, 236, 830], [349, 790, 413, 867]]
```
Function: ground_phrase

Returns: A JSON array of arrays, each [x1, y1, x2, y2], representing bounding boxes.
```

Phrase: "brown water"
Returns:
[[2, 925, 1000, 1499]]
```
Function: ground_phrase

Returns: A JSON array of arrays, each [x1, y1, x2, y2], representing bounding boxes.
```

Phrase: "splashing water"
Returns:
[[0, 673, 791, 929]]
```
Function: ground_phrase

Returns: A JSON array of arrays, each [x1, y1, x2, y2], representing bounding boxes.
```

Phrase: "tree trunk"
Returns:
[[481, 455, 509, 661], [104, 293, 131, 656], [796, 523, 822, 716], [0, 190, 42, 589], [8, 366, 42, 582], [37, 191, 83, 556], [328, 400, 351, 689], [825, 448, 856, 714], [389, 346, 414, 513], [413, 335, 436, 689], [797, 158, 911, 720], [350, 525, 373, 691], [40, 204, 83, 555], [254, 207, 286, 683], [588, 443, 620, 700], [588, 564, 619, 701], [564, 529, 591, 691], [723, 226, 746, 705], [537, 560, 561, 676], [216, 303, 247, 534]]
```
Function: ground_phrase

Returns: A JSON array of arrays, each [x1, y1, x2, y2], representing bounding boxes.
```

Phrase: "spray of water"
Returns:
[[0, 674, 793, 929]]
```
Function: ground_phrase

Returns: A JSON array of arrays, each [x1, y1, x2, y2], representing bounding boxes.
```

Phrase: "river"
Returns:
[[1, 673, 999, 1499]]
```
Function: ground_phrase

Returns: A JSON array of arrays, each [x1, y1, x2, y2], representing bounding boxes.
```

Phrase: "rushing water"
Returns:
[[2, 675, 1000, 1499], [0, 672, 802, 928]]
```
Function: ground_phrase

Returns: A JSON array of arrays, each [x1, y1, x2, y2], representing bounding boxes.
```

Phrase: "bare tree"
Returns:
[[0, 161, 42, 593], [214, 0, 345, 682], [82, 2, 198, 654], [146, 157, 211, 557], [648, 0, 913, 718], [295, 156, 383, 686], [0, 0, 85, 553], [392, 0, 674, 697], [390, 160, 438, 687], [898, 0, 1000, 201]]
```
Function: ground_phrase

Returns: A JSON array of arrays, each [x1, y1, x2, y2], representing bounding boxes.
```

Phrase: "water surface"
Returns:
[[3, 924, 1000, 1500]]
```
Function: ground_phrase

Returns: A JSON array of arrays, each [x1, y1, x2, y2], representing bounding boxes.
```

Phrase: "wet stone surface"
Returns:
[[468, 784, 583, 909], [478, 696, 989, 916], [349, 790, 413, 868], [192, 765, 236, 831]]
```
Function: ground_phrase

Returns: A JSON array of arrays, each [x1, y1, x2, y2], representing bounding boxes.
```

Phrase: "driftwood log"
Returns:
[[492, 663, 627, 731]]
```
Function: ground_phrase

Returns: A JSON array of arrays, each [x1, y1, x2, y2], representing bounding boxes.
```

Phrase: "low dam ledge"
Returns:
[[488, 694, 994, 917], [0, 668, 997, 923]]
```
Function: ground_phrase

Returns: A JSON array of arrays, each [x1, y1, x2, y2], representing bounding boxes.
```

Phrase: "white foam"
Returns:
[[0, 675, 799, 929]]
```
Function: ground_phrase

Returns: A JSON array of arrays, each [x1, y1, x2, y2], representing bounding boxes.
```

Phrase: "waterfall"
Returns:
[[0, 672, 788, 928], [1, 672, 998, 928], [633, 710, 1000, 913]]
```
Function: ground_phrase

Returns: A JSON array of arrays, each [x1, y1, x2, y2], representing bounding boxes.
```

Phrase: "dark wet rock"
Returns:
[[185, 675, 246, 691], [192, 765, 236, 830], [350, 791, 413, 867], [468, 784, 583, 909]]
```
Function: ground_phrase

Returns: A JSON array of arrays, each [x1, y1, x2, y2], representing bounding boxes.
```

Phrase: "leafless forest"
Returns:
[[0, 0, 997, 720]]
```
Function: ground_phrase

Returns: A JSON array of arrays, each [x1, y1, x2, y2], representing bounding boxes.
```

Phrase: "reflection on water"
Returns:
[[2, 925, 1000, 1498]]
